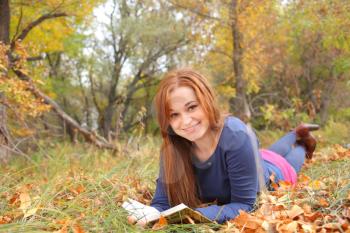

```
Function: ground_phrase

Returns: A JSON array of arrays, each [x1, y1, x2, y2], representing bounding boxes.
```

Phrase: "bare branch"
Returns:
[[11, 12, 68, 48], [168, 0, 230, 26], [13, 69, 116, 150], [12, 6, 23, 42], [27, 55, 45, 62]]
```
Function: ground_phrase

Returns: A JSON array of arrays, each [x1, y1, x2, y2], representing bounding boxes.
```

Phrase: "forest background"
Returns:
[[0, 0, 350, 232]]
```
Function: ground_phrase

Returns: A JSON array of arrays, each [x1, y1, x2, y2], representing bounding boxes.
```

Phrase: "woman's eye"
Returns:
[[170, 113, 178, 119], [188, 105, 197, 111]]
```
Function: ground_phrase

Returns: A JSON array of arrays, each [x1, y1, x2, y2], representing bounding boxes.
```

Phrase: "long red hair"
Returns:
[[154, 68, 222, 207]]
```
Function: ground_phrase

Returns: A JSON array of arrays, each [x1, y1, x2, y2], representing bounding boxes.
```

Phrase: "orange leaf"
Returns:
[[9, 192, 19, 205], [318, 198, 329, 207], [298, 174, 311, 183], [232, 211, 262, 230], [277, 221, 299, 232], [304, 212, 322, 222], [152, 216, 168, 230], [0, 216, 12, 224], [72, 224, 85, 233]]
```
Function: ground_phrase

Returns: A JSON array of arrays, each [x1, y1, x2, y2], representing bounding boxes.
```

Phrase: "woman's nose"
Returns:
[[181, 113, 192, 126]]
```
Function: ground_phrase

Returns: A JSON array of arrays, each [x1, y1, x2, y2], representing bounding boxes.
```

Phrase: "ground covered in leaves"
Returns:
[[0, 139, 350, 232]]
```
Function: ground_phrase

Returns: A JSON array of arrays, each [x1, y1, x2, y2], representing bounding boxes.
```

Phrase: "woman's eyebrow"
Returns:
[[169, 101, 197, 111], [185, 101, 197, 107]]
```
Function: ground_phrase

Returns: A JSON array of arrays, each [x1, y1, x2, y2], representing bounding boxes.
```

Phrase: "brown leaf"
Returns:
[[304, 212, 322, 222], [9, 192, 19, 205]]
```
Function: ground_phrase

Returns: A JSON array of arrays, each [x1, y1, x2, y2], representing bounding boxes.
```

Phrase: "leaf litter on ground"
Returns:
[[0, 143, 349, 232]]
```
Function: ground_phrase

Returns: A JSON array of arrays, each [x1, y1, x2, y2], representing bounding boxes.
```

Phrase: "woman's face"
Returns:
[[168, 86, 210, 143]]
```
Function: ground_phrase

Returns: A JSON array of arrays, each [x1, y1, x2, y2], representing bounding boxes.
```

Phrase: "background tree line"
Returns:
[[1, 0, 350, 161]]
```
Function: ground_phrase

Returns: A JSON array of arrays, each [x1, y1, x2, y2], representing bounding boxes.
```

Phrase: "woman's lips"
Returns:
[[183, 122, 200, 133]]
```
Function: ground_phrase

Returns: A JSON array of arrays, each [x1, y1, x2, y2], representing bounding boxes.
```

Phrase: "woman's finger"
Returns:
[[136, 218, 147, 228], [127, 215, 137, 224]]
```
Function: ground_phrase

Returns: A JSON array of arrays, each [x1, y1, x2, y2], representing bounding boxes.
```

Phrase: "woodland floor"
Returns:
[[0, 136, 349, 232]]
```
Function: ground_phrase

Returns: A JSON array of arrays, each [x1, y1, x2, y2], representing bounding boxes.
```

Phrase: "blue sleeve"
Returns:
[[150, 164, 171, 212], [196, 131, 258, 223]]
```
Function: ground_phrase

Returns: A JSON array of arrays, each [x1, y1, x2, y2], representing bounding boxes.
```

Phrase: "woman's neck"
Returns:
[[193, 124, 223, 162]]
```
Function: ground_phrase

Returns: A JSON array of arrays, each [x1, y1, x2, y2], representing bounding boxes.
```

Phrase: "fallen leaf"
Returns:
[[9, 192, 19, 205], [232, 211, 262, 230], [300, 222, 316, 232], [24, 207, 38, 218], [318, 198, 329, 207], [152, 216, 168, 230], [304, 212, 323, 222], [53, 226, 68, 233], [72, 223, 85, 233], [19, 192, 31, 212], [0, 216, 12, 224], [287, 205, 304, 219], [302, 203, 312, 214], [298, 174, 311, 183], [309, 180, 325, 190], [323, 222, 341, 230], [277, 220, 299, 232]]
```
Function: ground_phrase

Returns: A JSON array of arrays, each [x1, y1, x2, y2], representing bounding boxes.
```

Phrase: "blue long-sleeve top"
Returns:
[[151, 116, 282, 223]]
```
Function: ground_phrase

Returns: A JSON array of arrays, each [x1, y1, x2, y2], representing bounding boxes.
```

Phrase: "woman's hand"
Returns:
[[127, 215, 147, 227], [126, 205, 160, 228]]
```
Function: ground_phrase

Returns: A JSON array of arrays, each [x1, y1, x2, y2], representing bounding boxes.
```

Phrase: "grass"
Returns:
[[0, 133, 349, 232]]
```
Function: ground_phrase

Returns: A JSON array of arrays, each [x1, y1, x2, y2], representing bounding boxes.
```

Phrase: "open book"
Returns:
[[122, 198, 213, 225]]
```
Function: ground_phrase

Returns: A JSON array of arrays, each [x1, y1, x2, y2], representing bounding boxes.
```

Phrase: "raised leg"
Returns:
[[268, 131, 297, 157], [283, 146, 306, 173]]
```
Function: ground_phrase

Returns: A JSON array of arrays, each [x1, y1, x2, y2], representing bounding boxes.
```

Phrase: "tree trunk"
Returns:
[[0, 0, 10, 162], [0, 93, 10, 163], [0, 0, 10, 44], [229, 0, 251, 122], [319, 70, 337, 125]]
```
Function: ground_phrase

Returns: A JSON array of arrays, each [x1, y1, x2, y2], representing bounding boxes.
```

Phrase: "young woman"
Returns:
[[127, 68, 319, 226]]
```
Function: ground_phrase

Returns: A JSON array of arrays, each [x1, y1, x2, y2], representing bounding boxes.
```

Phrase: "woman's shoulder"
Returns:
[[223, 116, 248, 133], [219, 116, 250, 151]]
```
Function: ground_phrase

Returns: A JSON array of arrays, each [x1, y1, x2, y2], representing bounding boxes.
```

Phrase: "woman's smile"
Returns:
[[183, 121, 201, 134]]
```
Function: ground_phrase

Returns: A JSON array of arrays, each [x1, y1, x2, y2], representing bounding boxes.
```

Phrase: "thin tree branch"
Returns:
[[11, 12, 68, 48]]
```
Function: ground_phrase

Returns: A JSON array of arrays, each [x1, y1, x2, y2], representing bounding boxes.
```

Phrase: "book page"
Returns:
[[122, 199, 161, 222], [158, 204, 214, 224]]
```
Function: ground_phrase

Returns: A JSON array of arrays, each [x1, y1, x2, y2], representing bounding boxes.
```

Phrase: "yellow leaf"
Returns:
[[309, 180, 325, 190], [287, 205, 304, 219], [24, 207, 38, 218], [19, 192, 31, 212]]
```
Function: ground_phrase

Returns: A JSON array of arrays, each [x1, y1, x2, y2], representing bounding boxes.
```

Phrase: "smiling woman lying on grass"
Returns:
[[127, 68, 319, 226]]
